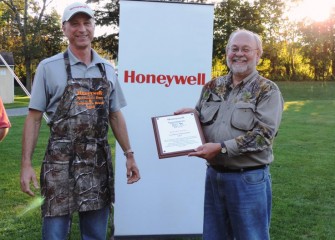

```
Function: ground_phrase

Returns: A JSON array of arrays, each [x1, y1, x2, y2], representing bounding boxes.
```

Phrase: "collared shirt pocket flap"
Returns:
[[210, 93, 222, 101], [231, 102, 255, 131], [199, 102, 220, 126]]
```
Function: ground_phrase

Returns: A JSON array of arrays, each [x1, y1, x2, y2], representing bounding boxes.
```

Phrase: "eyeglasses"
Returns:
[[228, 47, 258, 54]]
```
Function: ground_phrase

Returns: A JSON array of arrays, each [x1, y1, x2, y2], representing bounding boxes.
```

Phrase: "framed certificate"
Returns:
[[152, 113, 205, 159]]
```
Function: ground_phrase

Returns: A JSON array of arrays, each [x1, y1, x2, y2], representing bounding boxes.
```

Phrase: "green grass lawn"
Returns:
[[3, 86, 30, 109], [1, 82, 335, 239]]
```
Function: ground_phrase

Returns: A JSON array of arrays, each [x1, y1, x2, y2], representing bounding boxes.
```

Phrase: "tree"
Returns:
[[327, 8, 335, 79], [299, 19, 333, 80], [0, 0, 63, 91], [87, 0, 120, 58], [255, 0, 285, 77], [278, 21, 300, 80], [212, 0, 286, 77]]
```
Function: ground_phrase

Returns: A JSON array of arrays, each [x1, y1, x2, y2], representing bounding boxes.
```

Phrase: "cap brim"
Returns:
[[65, 11, 93, 22]]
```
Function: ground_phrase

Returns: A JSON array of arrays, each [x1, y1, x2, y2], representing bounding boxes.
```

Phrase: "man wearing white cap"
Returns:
[[20, 2, 141, 239]]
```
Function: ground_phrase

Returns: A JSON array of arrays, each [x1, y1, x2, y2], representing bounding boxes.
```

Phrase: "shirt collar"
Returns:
[[66, 47, 102, 66], [227, 70, 258, 88]]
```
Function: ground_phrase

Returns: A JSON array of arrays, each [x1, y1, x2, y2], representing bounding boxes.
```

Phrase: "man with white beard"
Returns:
[[175, 29, 284, 240]]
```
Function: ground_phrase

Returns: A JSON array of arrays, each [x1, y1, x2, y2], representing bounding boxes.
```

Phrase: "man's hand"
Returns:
[[21, 109, 42, 196], [174, 108, 197, 115], [188, 143, 222, 161], [126, 156, 141, 184], [20, 166, 39, 196]]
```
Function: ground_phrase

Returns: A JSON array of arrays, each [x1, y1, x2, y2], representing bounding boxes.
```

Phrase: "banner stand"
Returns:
[[115, 234, 202, 240], [115, 0, 214, 237]]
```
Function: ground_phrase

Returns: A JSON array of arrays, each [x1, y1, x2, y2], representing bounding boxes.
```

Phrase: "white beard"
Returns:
[[227, 57, 257, 75], [230, 64, 249, 74]]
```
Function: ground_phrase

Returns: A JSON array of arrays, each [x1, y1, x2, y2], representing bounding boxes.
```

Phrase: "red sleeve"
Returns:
[[0, 98, 11, 128]]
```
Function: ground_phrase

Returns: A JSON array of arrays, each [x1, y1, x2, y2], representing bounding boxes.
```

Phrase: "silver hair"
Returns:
[[226, 29, 263, 57]]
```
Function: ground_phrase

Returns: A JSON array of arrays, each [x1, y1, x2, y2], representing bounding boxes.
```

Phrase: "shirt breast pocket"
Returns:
[[199, 102, 221, 126], [231, 102, 256, 131]]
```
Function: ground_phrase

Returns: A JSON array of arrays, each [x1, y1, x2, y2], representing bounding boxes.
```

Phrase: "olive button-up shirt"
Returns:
[[196, 71, 284, 168]]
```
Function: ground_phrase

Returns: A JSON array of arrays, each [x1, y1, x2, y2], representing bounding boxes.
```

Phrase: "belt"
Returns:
[[210, 164, 268, 173]]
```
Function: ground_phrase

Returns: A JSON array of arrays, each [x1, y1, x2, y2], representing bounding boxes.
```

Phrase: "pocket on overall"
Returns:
[[40, 161, 71, 215], [44, 140, 73, 162], [41, 140, 73, 215]]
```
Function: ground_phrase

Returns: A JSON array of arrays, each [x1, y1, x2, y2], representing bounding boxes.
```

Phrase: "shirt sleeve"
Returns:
[[0, 98, 11, 128], [29, 62, 48, 112], [225, 87, 284, 156], [108, 73, 127, 113]]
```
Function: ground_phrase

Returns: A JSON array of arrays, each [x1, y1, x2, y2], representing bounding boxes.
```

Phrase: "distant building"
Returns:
[[0, 52, 14, 103]]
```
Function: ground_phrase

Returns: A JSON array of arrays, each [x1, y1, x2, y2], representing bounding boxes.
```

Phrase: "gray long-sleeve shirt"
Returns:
[[196, 71, 284, 168]]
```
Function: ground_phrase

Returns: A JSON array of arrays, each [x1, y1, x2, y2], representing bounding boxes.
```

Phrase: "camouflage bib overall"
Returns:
[[40, 51, 115, 217]]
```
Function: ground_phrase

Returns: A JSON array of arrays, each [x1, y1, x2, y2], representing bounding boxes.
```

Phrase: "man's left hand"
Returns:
[[188, 143, 222, 161], [126, 157, 141, 184]]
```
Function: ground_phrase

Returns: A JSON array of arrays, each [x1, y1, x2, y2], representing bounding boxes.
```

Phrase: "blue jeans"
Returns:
[[42, 206, 110, 240], [203, 166, 272, 240]]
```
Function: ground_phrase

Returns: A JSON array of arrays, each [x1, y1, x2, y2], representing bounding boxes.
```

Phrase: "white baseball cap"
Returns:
[[62, 2, 94, 23]]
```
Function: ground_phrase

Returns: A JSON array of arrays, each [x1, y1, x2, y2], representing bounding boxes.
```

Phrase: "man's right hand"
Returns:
[[20, 110, 43, 197], [20, 165, 39, 196], [174, 108, 197, 115]]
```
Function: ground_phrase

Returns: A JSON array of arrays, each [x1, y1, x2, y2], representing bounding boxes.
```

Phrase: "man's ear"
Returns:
[[256, 51, 261, 64]]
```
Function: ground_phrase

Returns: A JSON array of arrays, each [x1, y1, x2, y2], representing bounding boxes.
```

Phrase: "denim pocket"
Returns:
[[242, 169, 266, 185]]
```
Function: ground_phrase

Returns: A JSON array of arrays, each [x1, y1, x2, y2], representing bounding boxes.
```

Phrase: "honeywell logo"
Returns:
[[124, 70, 206, 87]]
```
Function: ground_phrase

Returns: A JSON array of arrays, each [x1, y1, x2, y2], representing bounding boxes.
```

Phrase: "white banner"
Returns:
[[115, 0, 214, 236]]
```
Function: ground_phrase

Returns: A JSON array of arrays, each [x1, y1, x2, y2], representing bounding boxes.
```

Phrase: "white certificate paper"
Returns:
[[152, 113, 205, 159]]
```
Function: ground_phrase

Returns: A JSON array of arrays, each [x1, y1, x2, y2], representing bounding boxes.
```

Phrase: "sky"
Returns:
[[288, 0, 335, 22]]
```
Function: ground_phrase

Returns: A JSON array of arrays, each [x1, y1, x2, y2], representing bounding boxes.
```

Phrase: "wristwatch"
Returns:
[[221, 142, 227, 154]]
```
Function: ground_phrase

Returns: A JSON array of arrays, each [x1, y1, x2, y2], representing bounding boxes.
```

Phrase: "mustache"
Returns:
[[232, 57, 247, 61]]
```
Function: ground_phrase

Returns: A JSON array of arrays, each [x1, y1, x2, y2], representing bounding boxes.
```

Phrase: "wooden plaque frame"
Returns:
[[151, 113, 205, 159]]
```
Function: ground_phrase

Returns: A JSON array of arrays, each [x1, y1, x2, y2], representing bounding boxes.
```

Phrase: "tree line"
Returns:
[[0, 0, 334, 92]]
